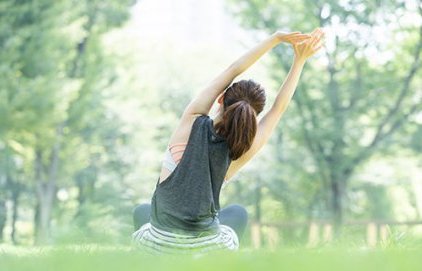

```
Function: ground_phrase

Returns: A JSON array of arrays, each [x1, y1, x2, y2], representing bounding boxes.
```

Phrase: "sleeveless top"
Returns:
[[162, 143, 187, 172], [150, 115, 231, 236]]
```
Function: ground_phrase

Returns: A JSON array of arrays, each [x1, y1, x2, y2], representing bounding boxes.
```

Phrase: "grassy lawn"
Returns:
[[1, 245, 421, 271]]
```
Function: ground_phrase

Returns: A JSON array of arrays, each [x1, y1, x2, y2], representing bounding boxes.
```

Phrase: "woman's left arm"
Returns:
[[183, 31, 310, 117], [224, 28, 324, 180]]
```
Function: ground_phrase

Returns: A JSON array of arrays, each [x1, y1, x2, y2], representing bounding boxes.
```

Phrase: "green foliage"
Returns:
[[226, 0, 422, 225], [0, 0, 135, 244]]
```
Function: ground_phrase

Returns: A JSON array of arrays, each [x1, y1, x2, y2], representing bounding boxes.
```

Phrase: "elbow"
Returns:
[[271, 101, 288, 115]]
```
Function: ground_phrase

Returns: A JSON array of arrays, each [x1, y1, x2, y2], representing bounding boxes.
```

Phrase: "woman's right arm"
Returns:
[[225, 28, 325, 180]]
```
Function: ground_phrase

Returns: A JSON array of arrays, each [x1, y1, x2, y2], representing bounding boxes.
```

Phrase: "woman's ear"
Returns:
[[217, 93, 224, 104]]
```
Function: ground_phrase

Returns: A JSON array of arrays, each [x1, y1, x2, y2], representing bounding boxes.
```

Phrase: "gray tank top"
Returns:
[[150, 115, 231, 236]]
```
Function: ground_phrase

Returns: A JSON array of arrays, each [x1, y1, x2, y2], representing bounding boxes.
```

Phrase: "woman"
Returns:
[[133, 28, 324, 254]]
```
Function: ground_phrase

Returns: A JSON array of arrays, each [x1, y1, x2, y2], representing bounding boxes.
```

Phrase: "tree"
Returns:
[[228, 0, 422, 229], [0, 0, 135, 244]]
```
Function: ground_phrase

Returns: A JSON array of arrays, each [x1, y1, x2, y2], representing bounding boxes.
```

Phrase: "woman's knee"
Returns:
[[133, 203, 151, 230], [223, 204, 248, 223], [133, 203, 151, 216]]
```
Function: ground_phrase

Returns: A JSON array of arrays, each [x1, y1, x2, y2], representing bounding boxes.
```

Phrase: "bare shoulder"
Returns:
[[167, 113, 203, 146]]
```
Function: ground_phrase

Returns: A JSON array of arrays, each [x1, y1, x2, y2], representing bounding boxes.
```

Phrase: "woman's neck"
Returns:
[[213, 113, 223, 127]]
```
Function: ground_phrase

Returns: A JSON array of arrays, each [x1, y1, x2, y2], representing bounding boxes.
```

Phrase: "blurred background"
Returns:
[[0, 0, 421, 248]]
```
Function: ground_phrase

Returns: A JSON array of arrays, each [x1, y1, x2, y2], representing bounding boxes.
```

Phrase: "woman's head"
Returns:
[[215, 79, 266, 160]]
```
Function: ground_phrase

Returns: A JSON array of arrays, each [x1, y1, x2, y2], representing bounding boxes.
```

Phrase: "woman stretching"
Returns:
[[133, 28, 324, 254]]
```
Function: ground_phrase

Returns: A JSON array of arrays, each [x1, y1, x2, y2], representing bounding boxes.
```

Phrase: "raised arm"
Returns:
[[225, 28, 325, 180], [183, 31, 311, 117]]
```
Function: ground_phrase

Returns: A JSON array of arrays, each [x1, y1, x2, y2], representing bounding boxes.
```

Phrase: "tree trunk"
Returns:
[[34, 126, 63, 244], [1, 148, 11, 243], [11, 188, 20, 244], [0, 198, 6, 243], [253, 183, 262, 247], [35, 154, 57, 244], [74, 176, 87, 225], [74, 162, 97, 226], [331, 180, 343, 229], [34, 148, 50, 244], [255, 184, 262, 223], [35, 183, 55, 244], [329, 170, 353, 236], [33, 202, 39, 244]]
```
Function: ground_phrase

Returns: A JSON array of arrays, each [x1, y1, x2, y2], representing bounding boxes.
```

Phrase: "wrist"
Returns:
[[293, 56, 307, 65], [272, 32, 285, 44]]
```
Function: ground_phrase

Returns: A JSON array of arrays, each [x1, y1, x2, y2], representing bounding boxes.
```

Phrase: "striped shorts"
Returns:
[[132, 223, 239, 255]]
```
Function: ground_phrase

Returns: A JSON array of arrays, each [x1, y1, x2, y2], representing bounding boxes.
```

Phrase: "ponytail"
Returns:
[[216, 100, 257, 160], [215, 80, 266, 160]]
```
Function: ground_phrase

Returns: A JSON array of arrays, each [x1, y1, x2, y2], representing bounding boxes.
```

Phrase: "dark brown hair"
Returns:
[[215, 79, 266, 160]]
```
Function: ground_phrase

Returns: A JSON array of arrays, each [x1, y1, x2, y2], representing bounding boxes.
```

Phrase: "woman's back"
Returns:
[[150, 115, 231, 235]]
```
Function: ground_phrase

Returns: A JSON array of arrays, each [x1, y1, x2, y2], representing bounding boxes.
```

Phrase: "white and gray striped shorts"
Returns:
[[132, 223, 239, 255]]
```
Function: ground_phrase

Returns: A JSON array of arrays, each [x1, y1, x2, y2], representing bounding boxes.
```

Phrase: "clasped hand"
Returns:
[[275, 28, 325, 61]]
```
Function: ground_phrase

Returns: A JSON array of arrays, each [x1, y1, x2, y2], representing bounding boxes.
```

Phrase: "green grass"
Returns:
[[1, 245, 421, 271]]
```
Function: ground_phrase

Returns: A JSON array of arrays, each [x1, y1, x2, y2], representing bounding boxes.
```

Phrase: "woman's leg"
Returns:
[[218, 204, 248, 241], [133, 203, 151, 230]]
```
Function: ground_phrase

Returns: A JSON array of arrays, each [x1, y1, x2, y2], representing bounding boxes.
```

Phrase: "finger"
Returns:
[[283, 32, 301, 38], [290, 40, 306, 45], [292, 34, 312, 40], [316, 30, 325, 39], [311, 38, 319, 47], [286, 36, 311, 45], [314, 37, 325, 46], [313, 45, 323, 52], [286, 40, 302, 45], [294, 34, 312, 39], [289, 35, 311, 43], [311, 35, 322, 47], [310, 28, 320, 36], [304, 35, 315, 47], [295, 40, 309, 47], [313, 40, 324, 49], [313, 28, 324, 38], [286, 33, 307, 39]]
